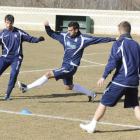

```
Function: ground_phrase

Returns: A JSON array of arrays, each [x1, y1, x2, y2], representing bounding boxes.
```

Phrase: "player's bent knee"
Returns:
[[65, 85, 73, 90], [45, 71, 54, 79], [45, 72, 49, 78]]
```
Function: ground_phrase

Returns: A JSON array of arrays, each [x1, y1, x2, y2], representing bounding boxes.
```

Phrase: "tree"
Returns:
[[0, 0, 140, 11]]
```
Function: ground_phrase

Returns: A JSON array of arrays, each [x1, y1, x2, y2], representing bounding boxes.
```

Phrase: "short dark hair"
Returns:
[[118, 21, 131, 33], [5, 14, 14, 22], [68, 21, 79, 30]]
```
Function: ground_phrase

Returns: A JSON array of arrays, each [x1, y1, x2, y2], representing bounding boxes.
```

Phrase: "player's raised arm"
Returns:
[[43, 21, 64, 44], [43, 21, 49, 26], [83, 34, 119, 47]]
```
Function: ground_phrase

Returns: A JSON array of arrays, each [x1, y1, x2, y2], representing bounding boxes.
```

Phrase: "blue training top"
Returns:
[[45, 26, 116, 67], [0, 27, 39, 58], [102, 35, 140, 87]]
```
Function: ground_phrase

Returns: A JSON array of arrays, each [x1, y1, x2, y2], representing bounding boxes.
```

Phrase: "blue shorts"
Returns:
[[53, 64, 77, 85], [100, 82, 139, 108]]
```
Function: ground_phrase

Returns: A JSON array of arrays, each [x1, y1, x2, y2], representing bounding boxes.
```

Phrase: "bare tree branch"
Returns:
[[0, 0, 140, 11]]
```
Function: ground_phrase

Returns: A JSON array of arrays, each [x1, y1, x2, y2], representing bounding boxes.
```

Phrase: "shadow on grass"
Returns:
[[13, 92, 101, 99], [0, 92, 102, 103], [96, 128, 140, 133], [0, 99, 6, 101], [15, 92, 85, 99], [1, 92, 139, 104]]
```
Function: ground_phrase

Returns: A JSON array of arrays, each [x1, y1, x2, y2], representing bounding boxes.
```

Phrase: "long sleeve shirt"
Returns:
[[103, 37, 140, 87], [45, 26, 116, 67], [0, 27, 39, 58]]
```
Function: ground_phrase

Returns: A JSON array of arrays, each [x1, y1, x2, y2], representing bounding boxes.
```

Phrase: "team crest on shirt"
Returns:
[[14, 34, 17, 37], [75, 38, 78, 42], [67, 41, 76, 49]]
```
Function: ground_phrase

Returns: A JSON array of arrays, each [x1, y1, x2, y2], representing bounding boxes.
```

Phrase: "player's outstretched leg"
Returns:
[[72, 84, 97, 102], [18, 71, 55, 93], [88, 92, 97, 102], [18, 75, 48, 93]]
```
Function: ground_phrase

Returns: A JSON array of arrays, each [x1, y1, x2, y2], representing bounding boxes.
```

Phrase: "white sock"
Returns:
[[26, 75, 48, 90], [90, 118, 98, 126], [72, 84, 92, 96]]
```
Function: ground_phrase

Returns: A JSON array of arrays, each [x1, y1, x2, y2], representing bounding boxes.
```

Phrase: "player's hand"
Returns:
[[43, 21, 49, 26], [38, 36, 45, 42], [116, 36, 120, 41], [97, 77, 105, 88]]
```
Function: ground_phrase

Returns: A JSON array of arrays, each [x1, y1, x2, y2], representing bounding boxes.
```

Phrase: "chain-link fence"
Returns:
[[0, 0, 140, 11]]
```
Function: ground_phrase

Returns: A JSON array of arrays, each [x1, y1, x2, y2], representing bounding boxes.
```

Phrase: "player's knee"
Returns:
[[65, 85, 73, 90], [45, 71, 54, 79], [45, 72, 51, 79]]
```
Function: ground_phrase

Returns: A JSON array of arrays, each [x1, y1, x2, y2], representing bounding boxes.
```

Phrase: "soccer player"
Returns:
[[0, 14, 45, 100], [80, 21, 140, 133], [18, 21, 118, 102]]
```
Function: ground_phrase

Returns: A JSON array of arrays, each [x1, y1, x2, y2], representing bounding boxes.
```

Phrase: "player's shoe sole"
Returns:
[[87, 92, 97, 102], [80, 123, 95, 133], [18, 81, 27, 93]]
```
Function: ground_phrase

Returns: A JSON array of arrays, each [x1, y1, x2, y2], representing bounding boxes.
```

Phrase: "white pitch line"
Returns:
[[83, 52, 110, 56], [3, 65, 106, 75], [81, 58, 106, 65], [3, 64, 106, 75], [2, 52, 108, 75], [81, 51, 109, 65], [3, 68, 54, 75], [79, 64, 106, 67], [2, 64, 106, 75], [0, 110, 139, 129]]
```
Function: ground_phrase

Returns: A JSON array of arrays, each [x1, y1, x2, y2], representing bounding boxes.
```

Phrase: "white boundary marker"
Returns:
[[1, 52, 140, 129], [0, 109, 140, 129], [81, 59, 106, 65], [2, 52, 108, 75], [3, 64, 106, 75], [0, 10, 139, 18], [83, 52, 110, 56], [1, 21, 140, 30], [81, 52, 109, 65]]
